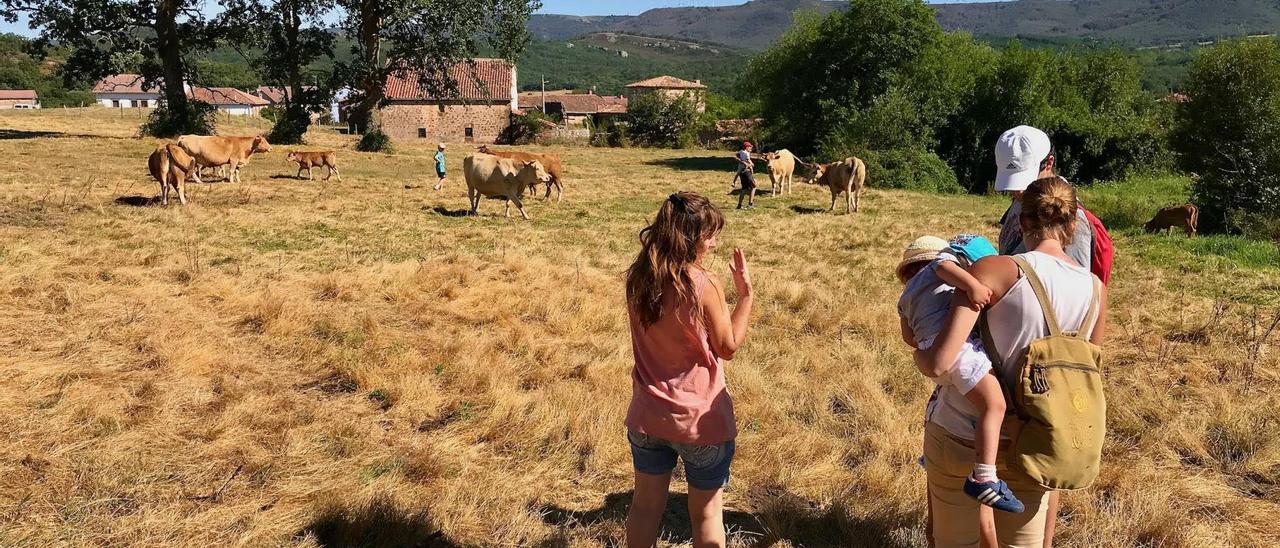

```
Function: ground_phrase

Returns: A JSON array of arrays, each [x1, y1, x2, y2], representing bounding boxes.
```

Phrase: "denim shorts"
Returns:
[[627, 430, 735, 491]]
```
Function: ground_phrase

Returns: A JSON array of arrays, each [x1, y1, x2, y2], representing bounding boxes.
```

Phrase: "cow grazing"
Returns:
[[147, 143, 196, 206], [807, 157, 867, 214], [763, 149, 797, 195], [1145, 204, 1199, 237], [476, 145, 564, 202], [463, 153, 552, 220], [176, 134, 272, 184], [287, 150, 340, 181]]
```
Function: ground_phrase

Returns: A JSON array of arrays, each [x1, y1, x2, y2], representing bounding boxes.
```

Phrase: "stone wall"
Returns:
[[380, 102, 511, 143]]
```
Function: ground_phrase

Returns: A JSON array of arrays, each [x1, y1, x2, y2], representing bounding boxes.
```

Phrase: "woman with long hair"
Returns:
[[623, 191, 753, 548]]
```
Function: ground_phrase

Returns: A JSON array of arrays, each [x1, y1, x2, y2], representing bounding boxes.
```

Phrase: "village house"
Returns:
[[624, 75, 708, 113], [379, 58, 517, 143], [93, 74, 167, 108], [518, 91, 628, 128], [189, 86, 270, 116], [0, 90, 39, 109]]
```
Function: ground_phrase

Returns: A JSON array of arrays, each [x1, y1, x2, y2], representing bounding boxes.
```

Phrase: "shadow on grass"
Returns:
[[790, 205, 826, 215], [427, 206, 470, 218], [114, 195, 162, 207], [299, 494, 460, 548], [648, 156, 764, 173], [539, 487, 916, 547], [270, 174, 305, 181], [0, 129, 65, 140]]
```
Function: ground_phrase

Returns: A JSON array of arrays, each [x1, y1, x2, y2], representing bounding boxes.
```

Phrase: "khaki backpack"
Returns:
[[982, 256, 1105, 491]]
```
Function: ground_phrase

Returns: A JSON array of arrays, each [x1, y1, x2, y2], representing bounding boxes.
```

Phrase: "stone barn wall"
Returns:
[[380, 102, 511, 143]]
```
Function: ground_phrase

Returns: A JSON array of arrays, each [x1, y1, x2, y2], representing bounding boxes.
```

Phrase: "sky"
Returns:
[[1, 0, 1009, 36]]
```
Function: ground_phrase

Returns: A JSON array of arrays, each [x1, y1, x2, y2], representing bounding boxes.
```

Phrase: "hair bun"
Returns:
[[1021, 176, 1078, 243]]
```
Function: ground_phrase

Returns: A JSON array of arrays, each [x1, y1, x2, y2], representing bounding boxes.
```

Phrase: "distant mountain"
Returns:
[[531, 0, 1280, 50], [516, 32, 750, 95], [530, 0, 841, 50]]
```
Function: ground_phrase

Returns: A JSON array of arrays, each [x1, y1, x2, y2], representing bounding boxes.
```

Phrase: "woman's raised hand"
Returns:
[[730, 248, 752, 299]]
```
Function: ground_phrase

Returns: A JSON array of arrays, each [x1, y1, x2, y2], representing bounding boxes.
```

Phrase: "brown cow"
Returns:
[[1145, 204, 1199, 237], [476, 145, 564, 202], [147, 143, 196, 206], [463, 153, 552, 220], [287, 150, 340, 181], [806, 157, 867, 214], [176, 134, 272, 184]]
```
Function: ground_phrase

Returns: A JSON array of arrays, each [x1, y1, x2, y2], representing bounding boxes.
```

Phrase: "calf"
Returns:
[[1145, 204, 1199, 237], [807, 157, 866, 214], [176, 134, 272, 184], [763, 149, 797, 195], [147, 143, 196, 206], [287, 150, 340, 181], [463, 153, 551, 220], [476, 145, 565, 202]]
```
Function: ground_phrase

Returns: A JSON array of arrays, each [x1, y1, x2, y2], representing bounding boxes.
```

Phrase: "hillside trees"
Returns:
[[3, 0, 220, 135], [1174, 38, 1280, 236], [335, 0, 539, 150]]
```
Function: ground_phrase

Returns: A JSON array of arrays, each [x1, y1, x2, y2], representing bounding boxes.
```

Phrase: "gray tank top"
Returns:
[[927, 251, 1099, 440]]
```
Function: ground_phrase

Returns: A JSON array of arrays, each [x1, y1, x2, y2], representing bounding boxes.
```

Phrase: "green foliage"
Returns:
[[1174, 38, 1280, 235], [625, 93, 699, 149], [193, 58, 262, 89], [860, 149, 964, 194], [356, 129, 393, 153], [1079, 174, 1191, 230], [268, 104, 312, 145], [590, 119, 629, 148], [514, 35, 749, 97], [500, 109, 554, 145], [0, 33, 95, 107], [140, 101, 218, 138]]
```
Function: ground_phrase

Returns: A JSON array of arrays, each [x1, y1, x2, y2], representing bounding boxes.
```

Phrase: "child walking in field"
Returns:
[[431, 143, 448, 190], [896, 234, 1025, 515], [624, 191, 753, 548]]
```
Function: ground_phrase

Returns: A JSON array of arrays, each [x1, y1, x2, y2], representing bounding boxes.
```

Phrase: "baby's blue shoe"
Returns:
[[963, 477, 1025, 513]]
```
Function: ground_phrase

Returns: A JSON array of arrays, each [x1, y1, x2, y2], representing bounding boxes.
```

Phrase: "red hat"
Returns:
[[743, 141, 753, 148]]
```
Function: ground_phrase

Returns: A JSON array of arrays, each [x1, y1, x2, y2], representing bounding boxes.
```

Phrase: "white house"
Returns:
[[92, 74, 168, 108], [190, 86, 269, 116]]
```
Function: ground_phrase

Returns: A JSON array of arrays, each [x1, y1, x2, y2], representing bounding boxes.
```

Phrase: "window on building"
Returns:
[[464, 125, 474, 143], [418, 127, 427, 139], [112, 100, 121, 108]]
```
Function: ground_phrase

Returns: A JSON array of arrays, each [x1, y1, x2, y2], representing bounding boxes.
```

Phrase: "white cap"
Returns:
[[438, 143, 446, 149], [995, 126, 1051, 192]]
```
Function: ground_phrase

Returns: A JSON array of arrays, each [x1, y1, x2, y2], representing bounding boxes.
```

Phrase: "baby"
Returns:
[[897, 234, 1024, 514]]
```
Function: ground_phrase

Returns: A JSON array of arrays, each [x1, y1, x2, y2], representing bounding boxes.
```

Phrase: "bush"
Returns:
[[500, 110, 555, 145], [590, 119, 629, 148], [625, 93, 698, 148], [860, 149, 964, 194], [261, 106, 282, 122], [1173, 38, 1280, 234], [140, 101, 218, 138], [268, 104, 312, 145], [356, 129, 394, 153]]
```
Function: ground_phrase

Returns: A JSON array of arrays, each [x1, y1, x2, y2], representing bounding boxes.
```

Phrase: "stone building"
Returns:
[[379, 58, 517, 143], [518, 91, 628, 128], [624, 75, 708, 113], [0, 90, 39, 109]]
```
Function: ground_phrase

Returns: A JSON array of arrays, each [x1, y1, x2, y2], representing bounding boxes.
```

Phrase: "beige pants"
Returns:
[[924, 422, 1051, 548]]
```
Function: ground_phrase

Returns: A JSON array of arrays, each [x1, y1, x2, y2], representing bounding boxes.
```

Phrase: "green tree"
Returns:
[[626, 93, 699, 148], [335, 0, 539, 149], [4, 0, 219, 135], [1173, 38, 1280, 234]]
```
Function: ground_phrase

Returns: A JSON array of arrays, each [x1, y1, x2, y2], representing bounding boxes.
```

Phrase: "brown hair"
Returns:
[[626, 192, 724, 328], [1020, 176, 1078, 244]]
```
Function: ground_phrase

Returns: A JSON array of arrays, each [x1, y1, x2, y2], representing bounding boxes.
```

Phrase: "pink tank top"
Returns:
[[625, 267, 737, 445]]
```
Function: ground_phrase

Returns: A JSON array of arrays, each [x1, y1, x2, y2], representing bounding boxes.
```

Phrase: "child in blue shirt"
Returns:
[[431, 143, 447, 190]]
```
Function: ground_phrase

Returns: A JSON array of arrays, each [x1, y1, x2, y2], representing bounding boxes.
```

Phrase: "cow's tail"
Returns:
[[1189, 204, 1200, 234]]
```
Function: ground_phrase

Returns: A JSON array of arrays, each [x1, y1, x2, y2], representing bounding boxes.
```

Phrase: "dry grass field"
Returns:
[[0, 108, 1278, 547]]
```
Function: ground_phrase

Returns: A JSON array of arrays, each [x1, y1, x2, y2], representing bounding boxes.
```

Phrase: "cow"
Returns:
[[1145, 204, 1199, 237], [147, 143, 196, 206], [763, 149, 798, 195], [287, 150, 340, 181], [463, 153, 551, 220], [806, 157, 867, 214], [176, 134, 272, 184], [476, 145, 564, 202]]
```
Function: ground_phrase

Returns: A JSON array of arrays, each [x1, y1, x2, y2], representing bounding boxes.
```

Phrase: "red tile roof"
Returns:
[[625, 75, 707, 90], [518, 93, 628, 114], [0, 89, 38, 100], [93, 74, 162, 94], [255, 86, 288, 104], [384, 58, 513, 102], [189, 86, 270, 106]]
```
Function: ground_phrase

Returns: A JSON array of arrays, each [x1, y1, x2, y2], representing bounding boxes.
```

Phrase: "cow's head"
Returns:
[[763, 152, 779, 163], [286, 151, 299, 163], [476, 145, 491, 154], [806, 163, 830, 185], [252, 135, 272, 154], [520, 160, 551, 183]]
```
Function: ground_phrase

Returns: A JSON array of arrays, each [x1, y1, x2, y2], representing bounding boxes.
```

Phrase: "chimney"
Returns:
[[695, 79, 701, 85]]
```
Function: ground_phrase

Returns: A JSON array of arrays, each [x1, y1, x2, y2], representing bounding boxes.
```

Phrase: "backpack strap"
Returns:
[[1010, 255, 1063, 337], [1074, 275, 1102, 340]]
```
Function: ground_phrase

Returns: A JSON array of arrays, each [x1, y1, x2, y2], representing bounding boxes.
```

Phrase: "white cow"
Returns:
[[463, 153, 552, 220], [763, 149, 798, 195]]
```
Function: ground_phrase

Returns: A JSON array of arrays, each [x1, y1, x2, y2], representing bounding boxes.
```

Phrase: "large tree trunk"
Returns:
[[155, 0, 189, 116], [285, 0, 304, 110], [353, 0, 383, 133]]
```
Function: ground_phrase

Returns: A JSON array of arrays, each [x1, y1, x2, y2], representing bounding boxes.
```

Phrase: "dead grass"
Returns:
[[0, 108, 1277, 546]]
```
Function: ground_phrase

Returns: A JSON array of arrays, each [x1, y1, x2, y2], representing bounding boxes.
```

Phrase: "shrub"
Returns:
[[860, 149, 964, 194], [500, 110, 555, 145], [356, 129, 394, 153], [625, 93, 698, 148], [140, 101, 218, 138], [268, 104, 313, 145], [1173, 38, 1280, 234]]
